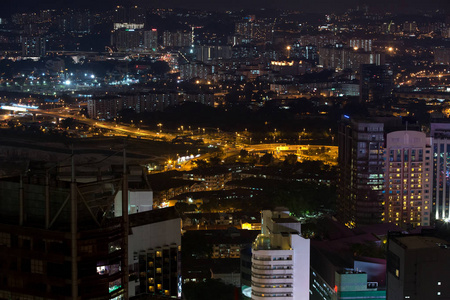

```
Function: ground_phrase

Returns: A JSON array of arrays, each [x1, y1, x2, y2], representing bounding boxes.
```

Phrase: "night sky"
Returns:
[[1, 0, 450, 16]]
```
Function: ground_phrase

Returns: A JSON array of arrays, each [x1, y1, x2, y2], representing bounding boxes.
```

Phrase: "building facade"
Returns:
[[430, 123, 450, 221], [22, 36, 46, 57], [338, 117, 385, 227], [251, 209, 310, 300], [87, 91, 180, 119], [359, 64, 393, 104], [387, 232, 450, 300], [384, 131, 432, 227]]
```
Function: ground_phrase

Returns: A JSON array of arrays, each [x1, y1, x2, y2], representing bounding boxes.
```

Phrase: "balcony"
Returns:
[[252, 287, 293, 295], [252, 276, 294, 285], [252, 292, 293, 300], [252, 267, 293, 276]]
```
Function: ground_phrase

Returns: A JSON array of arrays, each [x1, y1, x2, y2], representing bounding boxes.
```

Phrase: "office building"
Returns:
[[338, 117, 385, 227], [387, 232, 450, 300], [251, 208, 310, 300], [384, 131, 432, 227], [359, 64, 393, 104]]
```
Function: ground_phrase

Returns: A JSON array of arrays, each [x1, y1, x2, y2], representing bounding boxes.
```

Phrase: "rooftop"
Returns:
[[272, 217, 300, 224], [393, 235, 449, 250]]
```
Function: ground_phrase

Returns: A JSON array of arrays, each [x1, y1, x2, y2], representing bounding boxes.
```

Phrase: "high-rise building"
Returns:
[[111, 28, 143, 52], [430, 123, 450, 221], [435, 47, 450, 65], [196, 45, 232, 63], [338, 117, 385, 227], [0, 162, 180, 300], [319, 46, 384, 71], [349, 38, 373, 52], [143, 29, 158, 51], [129, 208, 182, 298], [22, 36, 46, 57], [111, 28, 157, 52], [234, 19, 273, 43], [179, 62, 213, 81], [291, 43, 318, 63], [57, 9, 92, 34], [251, 208, 310, 300], [87, 91, 180, 119], [162, 31, 192, 48], [384, 131, 432, 227], [359, 64, 393, 104], [403, 21, 418, 34], [387, 232, 450, 300]]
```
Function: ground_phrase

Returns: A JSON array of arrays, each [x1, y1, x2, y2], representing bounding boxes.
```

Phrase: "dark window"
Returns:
[[387, 250, 400, 278], [21, 259, 31, 272]]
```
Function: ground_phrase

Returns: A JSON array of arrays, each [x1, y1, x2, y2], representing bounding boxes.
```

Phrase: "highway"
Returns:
[[2, 105, 338, 168]]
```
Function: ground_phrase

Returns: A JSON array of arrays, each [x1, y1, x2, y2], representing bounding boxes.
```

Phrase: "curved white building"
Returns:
[[251, 210, 310, 300]]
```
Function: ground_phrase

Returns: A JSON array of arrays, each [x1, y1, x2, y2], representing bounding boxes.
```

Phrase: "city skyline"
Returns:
[[2, 0, 450, 17], [2, 1, 450, 299]]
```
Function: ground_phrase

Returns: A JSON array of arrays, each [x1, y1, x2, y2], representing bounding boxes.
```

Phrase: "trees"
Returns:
[[260, 153, 273, 165], [61, 117, 76, 129], [284, 154, 298, 166]]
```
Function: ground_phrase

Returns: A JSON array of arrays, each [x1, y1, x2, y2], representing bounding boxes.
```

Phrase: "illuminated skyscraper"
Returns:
[[384, 131, 432, 227]]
